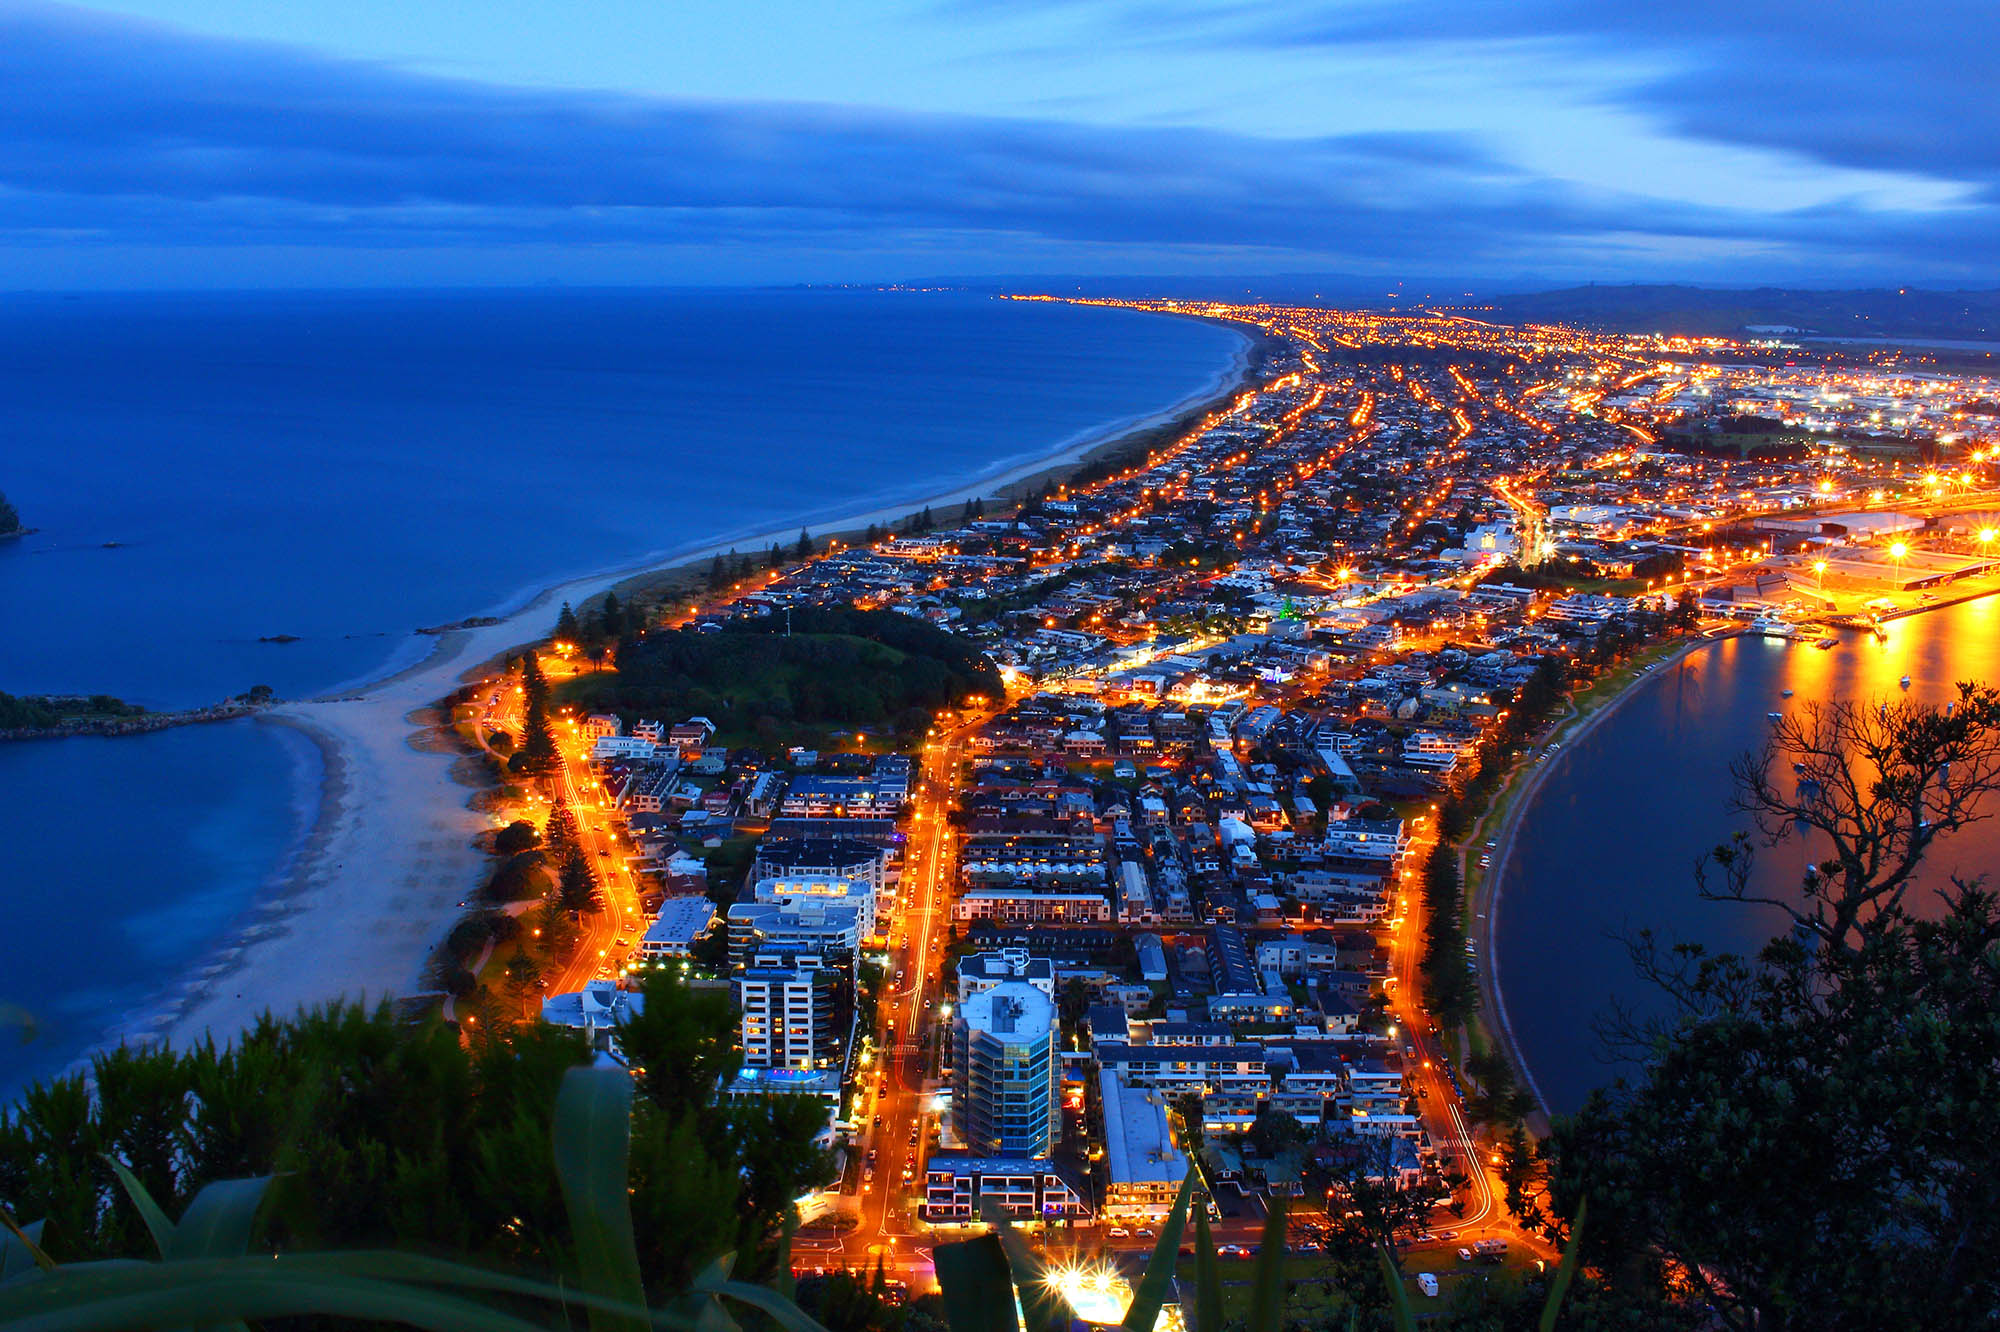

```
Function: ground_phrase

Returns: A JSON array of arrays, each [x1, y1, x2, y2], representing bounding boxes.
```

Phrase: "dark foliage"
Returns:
[[0, 974, 830, 1300], [572, 607, 1000, 739]]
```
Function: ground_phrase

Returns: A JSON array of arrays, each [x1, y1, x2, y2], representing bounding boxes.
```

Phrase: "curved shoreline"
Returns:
[[1474, 635, 1707, 1122], [304, 323, 1259, 705], [148, 315, 1261, 1053]]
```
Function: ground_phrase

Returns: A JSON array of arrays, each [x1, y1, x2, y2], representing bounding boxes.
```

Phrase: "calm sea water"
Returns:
[[0, 288, 1246, 1096], [0, 721, 321, 1094], [1494, 597, 2000, 1113]]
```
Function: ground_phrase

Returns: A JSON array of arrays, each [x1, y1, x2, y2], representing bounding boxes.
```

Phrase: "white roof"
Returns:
[[644, 896, 716, 945], [1097, 1065, 1190, 1187]]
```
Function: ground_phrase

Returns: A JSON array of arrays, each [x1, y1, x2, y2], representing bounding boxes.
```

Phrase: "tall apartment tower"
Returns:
[[736, 959, 837, 1070], [952, 980, 1060, 1158]]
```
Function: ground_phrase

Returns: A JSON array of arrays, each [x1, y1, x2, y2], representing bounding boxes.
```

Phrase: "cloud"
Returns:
[[0, 1, 1993, 282], [1086, 0, 2000, 198]]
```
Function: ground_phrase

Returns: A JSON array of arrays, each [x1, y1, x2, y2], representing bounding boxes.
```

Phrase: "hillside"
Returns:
[[1471, 284, 2000, 341], [558, 606, 1001, 747]]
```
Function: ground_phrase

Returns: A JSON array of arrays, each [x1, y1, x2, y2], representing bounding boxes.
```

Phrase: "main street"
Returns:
[[796, 702, 991, 1283]]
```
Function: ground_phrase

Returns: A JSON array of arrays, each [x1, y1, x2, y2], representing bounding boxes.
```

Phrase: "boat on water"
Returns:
[[1767, 711, 1784, 722], [1901, 675, 1912, 690], [1750, 616, 1796, 639], [1816, 636, 1838, 649], [1781, 688, 1794, 697]]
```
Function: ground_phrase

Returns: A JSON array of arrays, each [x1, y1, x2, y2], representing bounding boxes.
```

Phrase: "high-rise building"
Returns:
[[956, 947, 1056, 1005], [736, 960, 838, 1071], [751, 872, 877, 938], [952, 980, 1060, 1158]]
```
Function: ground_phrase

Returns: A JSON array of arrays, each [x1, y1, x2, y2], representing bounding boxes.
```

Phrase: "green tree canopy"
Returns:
[[0, 974, 830, 1295]]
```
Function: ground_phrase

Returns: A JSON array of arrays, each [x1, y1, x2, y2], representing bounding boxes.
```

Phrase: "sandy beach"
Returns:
[[156, 327, 1260, 1050]]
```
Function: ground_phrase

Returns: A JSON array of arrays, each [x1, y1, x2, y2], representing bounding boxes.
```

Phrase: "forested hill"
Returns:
[[560, 606, 1003, 746], [0, 490, 20, 536], [1468, 285, 2000, 341]]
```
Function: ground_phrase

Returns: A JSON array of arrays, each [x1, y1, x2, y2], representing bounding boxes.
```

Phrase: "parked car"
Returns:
[[1457, 1247, 1474, 1264], [1108, 1227, 1129, 1239], [1418, 1273, 1440, 1298]]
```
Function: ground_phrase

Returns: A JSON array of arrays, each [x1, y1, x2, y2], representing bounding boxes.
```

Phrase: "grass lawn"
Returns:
[[1167, 1248, 1543, 1319]]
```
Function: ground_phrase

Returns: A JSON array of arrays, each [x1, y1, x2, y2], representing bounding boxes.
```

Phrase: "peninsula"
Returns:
[[147, 297, 2000, 1287]]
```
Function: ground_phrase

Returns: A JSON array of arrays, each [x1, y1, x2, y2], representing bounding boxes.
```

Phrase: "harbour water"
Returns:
[[1493, 596, 2000, 1114], [0, 288, 1247, 1096]]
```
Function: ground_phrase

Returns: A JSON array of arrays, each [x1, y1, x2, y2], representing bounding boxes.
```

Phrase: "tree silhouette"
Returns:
[[502, 947, 544, 1016], [556, 854, 599, 916], [1549, 682, 2000, 1328]]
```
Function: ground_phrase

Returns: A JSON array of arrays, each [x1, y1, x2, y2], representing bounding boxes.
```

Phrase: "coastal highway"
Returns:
[[543, 709, 647, 995], [468, 662, 646, 1001], [1383, 816, 1522, 1249]]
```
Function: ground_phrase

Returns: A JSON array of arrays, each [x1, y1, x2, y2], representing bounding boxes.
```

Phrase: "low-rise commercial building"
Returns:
[[1097, 1066, 1192, 1220]]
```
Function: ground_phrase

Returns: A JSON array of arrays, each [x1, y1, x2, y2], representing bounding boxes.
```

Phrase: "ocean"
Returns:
[[1493, 597, 2000, 1114], [0, 287, 1247, 1096]]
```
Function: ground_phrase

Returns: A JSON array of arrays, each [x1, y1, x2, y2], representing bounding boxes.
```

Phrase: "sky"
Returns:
[[1, 0, 1995, 288]]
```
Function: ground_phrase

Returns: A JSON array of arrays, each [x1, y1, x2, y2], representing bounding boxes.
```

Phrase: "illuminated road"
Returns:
[[1382, 821, 1516, 1245], [795, 704, 992, 1284], [1491, 476, 1548, 567], [543, 709, 647, 996], [471, 659, 646, 1001]]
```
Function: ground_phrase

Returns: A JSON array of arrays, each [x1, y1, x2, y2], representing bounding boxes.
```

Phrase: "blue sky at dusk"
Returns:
[[2, 0, 1994, 287]]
